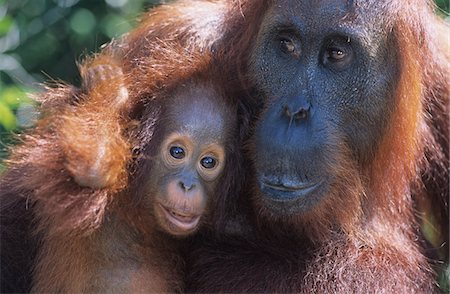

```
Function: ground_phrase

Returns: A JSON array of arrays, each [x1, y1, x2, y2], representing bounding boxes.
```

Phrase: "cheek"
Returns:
[[337, 71, 397, 162], [144, 165, 171, 201], [202, 181, 216, 199], [345, 43, 399, 160]]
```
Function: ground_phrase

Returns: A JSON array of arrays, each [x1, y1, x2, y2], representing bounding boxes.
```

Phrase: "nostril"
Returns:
[[179, 181, 194, 192], [294, 107, 308, 120], [179, 181, 187, 191], [283, 105, 292, 118]]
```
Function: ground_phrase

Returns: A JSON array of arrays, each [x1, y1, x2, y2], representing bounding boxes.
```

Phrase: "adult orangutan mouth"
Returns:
[[260, 179, 324, 201], [159, 204, 201, 231]]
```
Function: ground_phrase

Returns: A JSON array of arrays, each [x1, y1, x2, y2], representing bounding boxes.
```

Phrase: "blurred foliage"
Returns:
[[0, 0, 163, 167], [435, 0, 450, 16], [0, 0, 449, 290]]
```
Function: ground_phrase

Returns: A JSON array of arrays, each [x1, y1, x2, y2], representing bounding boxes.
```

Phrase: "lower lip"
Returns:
[[260, 181, 323, 201], [159, 205, 201, 231]]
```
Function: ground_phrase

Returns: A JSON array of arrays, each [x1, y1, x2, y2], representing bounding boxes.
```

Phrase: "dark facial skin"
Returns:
[[145, 84, 229, 236], [249, 0, 399, 214]]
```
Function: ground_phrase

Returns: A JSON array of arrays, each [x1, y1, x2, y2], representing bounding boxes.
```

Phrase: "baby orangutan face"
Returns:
[[145, 84, 231, 236]]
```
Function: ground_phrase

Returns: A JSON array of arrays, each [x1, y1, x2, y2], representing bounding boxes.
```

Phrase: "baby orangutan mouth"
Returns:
[[159, 204, 201, 232]]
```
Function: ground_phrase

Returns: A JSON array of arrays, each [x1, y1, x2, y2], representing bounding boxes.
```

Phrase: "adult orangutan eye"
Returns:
[[321, 38, 354, 70], [278, 34, 301, 58], [280, 38, 295, 54], [200, 156, 217, 169], [327, 48, 346, 61], [169, 146, 185, 159]]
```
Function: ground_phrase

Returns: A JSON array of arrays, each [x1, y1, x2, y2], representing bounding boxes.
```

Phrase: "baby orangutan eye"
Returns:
[[170, 146, 185, 159], [200, 156, 216, 169]]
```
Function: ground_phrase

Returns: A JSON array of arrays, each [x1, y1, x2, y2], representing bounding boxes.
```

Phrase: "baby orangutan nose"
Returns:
[[179, 178, 195, 192]]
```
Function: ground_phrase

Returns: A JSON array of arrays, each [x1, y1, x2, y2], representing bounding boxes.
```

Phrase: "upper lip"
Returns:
[[159, 204, 201, 230]]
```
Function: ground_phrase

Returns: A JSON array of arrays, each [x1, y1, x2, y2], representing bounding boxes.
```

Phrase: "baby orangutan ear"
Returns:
[[61, 54, 131, 190]]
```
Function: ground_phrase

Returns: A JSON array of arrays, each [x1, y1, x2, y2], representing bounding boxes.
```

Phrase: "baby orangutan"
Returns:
[[31, 76, 237, 293]]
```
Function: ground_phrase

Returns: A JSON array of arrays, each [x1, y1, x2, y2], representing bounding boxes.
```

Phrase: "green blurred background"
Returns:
[[0, 0, 449, 290], [0, 0, 163, 164]]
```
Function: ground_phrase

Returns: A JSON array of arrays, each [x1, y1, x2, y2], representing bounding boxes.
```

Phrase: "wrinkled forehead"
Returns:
[[168, 84, 229, 143], [275, 0, 352, 19], [264, 0, 388, 42], [269, 0, 383, 28]]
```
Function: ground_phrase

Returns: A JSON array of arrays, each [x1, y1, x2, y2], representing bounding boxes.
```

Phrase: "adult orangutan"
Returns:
[[184, 0, 449, 292]]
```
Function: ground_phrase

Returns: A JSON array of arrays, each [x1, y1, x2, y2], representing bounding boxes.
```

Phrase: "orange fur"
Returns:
[[1, 1, 447, 293], [368, 28, 423, 220], [60, 99, 130, 191]]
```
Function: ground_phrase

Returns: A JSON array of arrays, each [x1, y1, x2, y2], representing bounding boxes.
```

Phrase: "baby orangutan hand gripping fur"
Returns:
[[31, 76, 236, 293]]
